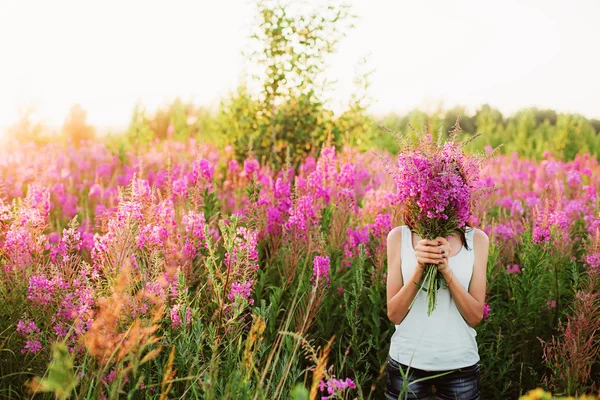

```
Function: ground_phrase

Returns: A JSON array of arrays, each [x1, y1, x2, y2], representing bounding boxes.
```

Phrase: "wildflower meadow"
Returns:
[[1, 1, 600, 399], [0, 128, 599, 399]]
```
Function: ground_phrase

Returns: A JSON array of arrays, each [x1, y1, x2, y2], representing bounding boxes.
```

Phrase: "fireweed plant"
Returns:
[[0, 133, 600, 398], [375, 119, 499, 315]]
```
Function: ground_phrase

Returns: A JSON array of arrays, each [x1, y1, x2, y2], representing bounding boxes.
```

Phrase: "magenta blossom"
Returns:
[[506, 264, 521, 274], [228, 281, 255, 305], [311, 256, 331, 285], [319, 377, 356, 398], [483, 303, 491, 321]]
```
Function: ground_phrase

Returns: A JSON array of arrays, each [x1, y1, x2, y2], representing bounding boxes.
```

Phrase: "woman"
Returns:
[[385, 220, 489, 400]]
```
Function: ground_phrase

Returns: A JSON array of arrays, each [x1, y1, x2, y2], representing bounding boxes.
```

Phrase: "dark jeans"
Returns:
[[385, 357, 481, 400]]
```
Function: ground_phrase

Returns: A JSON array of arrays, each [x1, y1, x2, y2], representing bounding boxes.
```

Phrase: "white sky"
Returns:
[[0, 0, 599, 133]]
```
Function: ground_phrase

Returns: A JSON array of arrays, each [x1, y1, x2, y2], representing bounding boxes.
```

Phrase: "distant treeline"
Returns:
[[7, 100, 600, 167], [376, 104, 600, 161]]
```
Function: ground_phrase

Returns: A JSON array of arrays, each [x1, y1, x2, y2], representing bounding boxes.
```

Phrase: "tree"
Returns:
[[220, 0, 356, 168], [61, 104, 95, 146], [5, 106, 48, 144]]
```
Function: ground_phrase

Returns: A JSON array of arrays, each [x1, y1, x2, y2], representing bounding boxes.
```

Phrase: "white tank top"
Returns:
[[388, 225, 480, 371]]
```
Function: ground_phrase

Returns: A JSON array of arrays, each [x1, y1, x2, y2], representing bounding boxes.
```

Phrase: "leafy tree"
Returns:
[[590, 119, 600, 134], [5, 106, 49, 145], [61, 104, 96, 146], [220, 0, 357, 168]]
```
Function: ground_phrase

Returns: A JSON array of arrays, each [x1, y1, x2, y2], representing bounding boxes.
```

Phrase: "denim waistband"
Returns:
[[388, 357, 480, 375]]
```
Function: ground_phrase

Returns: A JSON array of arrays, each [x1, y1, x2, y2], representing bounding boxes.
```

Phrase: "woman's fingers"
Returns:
[[417, 258, 444, 265], [435, 236, 450, 244], [417, 239, 439, 247], [415, 251, 443, 263], [415, 243, 446, 255]]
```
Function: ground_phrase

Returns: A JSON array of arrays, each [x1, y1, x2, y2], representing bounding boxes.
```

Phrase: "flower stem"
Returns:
[[424, 265, 438, 316]]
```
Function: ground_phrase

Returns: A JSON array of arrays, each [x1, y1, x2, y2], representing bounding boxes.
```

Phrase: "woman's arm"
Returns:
[[386, 227, 440, 325], [438, 229, 489, 327]]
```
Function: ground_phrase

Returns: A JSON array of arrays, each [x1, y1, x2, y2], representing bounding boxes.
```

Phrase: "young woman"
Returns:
[[385, 222, 489, 400]]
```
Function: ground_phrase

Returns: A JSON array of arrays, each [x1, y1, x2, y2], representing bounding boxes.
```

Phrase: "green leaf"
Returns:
[[27, 343, 79, 400], [290, 384, 309, 400]]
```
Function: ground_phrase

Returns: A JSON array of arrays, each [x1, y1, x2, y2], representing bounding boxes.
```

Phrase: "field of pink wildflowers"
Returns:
[[0, 138, 599, 399]]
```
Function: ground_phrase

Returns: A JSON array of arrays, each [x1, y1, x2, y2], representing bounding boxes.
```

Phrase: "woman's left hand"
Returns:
[[434, 237, 451, 274]]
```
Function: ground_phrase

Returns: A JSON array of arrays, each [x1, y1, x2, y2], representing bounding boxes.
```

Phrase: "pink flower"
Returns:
[[533, 225, 551, 244], [88, 183, 103, 198], [311, 256, 331, 285], [319, 377, 356, 398], [228, 281, 254, 305], [170, 305, 182, 329], [494, 223, 517, 240], [17, 319, 40, 335], [228, 159, 239, 174], [482, 303, 491, 321], [585, 253, 600, 269], [0, 200, 12, 221], [131, 179, 151, 201], [27, 275, 56, 305], [172, 177, 189, 197], [566, 170, 581, 186], [337, 163, 356, 189], [186, 308, 192, 325], [22, 340, 43, 354], [511, 200, 524, 216], [244, 158, 259, 177], [103, 368, 117, 383], [506, 264, 521, 274], [191, 158, 214, 183], [284, 195, 317, 235]]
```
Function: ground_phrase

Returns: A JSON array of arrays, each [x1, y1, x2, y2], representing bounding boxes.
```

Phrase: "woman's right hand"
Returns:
[[414, 238, 445, 269]]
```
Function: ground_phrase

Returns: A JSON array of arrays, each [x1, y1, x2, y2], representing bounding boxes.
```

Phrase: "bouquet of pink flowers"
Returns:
[[377, 119, 496, 315]]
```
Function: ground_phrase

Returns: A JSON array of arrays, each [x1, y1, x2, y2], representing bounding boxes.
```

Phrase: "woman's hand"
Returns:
[[414, 238, 447, 269], [434, 237, 452, 273]]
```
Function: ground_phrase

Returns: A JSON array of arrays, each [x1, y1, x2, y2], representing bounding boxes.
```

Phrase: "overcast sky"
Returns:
[[0, 0, 599, 132]]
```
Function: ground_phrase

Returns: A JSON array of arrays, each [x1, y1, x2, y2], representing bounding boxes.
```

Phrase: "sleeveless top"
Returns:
[[388, 225, 480, 371]]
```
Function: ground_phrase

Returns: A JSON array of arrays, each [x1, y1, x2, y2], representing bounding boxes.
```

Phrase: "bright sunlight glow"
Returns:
[[0, 0, 599, 134]]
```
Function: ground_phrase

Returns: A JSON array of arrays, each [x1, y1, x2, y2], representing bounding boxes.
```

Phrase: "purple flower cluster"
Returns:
[[284, 195, 317, 236], [506, 264, 521, 274], [483, 303, 491, 321], [493, 223, 519, 240], [170, 304, 193, 329], [28, 275, 61, 305], [18, 266, 95, 355], [244, 158, 260, 178], [342, 226, 370, 268], [311, 256, 331, 285], [585, 252, 600, 274], [17, 318, 42, 354], [318, 376, 356, 399], [228, 280, 254, 305], [391, 139, 478, 228]]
